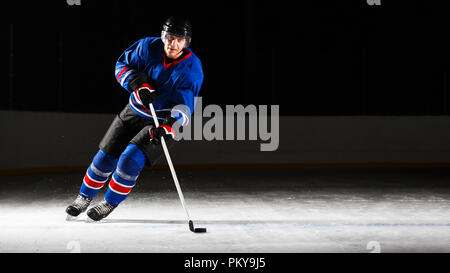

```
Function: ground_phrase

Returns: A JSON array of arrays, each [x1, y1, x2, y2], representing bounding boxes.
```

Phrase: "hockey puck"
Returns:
[[194, 227, 207, 233]]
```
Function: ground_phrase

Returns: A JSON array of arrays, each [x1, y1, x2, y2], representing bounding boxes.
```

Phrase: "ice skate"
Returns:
[[86, 199, 117, 221], [66, 194, 92, 221]]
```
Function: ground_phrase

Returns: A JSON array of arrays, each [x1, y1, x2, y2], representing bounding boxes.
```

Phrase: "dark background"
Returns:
[[1, 0, 449, 115]]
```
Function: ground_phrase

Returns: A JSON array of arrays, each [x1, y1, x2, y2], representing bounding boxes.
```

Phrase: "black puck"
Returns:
[[194, 227, 207, 233]]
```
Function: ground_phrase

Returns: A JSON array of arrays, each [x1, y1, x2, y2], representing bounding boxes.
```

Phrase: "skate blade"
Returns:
[[85, 217, 102, 223], [66, 215, 79, 222]]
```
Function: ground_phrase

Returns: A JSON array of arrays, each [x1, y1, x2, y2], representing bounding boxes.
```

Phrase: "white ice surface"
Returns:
[[1, 188, 450, 253]]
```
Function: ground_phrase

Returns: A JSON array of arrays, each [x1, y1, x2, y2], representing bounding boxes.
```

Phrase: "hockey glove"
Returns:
[[129, 72, 157, 107], [133, 83, 158, 107], [149, 117, 177, 145]]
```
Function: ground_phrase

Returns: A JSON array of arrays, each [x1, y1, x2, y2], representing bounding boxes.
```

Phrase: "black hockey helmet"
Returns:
[[161, 16, 192, 47]]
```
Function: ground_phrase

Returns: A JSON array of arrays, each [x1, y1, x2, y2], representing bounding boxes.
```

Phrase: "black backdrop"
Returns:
[[1, 0, 449, 115]]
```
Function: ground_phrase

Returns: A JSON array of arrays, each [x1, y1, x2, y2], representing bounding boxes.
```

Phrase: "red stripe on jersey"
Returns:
[[109, 177, 133, 195], [163, 49, 192, 68], [116, 67, 129, 83], [83, 174, 107, 189]]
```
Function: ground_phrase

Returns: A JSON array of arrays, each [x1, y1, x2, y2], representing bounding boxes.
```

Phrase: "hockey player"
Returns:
[[65, 16, 204, 221]]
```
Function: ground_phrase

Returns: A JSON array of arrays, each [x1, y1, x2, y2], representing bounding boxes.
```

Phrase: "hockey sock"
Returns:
[[79, 150, 119, 199], [104, 143, 146, 206]]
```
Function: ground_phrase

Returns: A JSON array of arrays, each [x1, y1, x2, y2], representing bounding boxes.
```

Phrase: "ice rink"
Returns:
[[1, 167, 450, 253]]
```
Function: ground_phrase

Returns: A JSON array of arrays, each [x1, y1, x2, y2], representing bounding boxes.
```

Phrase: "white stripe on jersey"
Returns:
[[172, 109, 189, 126], [120, 70, 135, 86], [129, 96, 166, 121]]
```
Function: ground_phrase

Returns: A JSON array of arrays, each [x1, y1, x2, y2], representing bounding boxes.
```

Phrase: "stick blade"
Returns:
[[188, 220, 207, 233]]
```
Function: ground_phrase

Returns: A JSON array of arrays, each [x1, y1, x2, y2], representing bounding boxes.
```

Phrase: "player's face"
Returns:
[[163, 34, 187, 59]]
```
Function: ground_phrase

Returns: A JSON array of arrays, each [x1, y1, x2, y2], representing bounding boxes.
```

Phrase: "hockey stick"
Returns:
[[148, 103, 207, 233]]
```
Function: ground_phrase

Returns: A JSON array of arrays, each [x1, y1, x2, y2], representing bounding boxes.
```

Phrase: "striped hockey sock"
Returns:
[[105, 144, 146, 206], [79, 150, 119, 199]]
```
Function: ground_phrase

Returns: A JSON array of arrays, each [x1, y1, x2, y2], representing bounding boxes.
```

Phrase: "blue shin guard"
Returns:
[[79, 150, 118, 199], [105, 144, 147, 206]]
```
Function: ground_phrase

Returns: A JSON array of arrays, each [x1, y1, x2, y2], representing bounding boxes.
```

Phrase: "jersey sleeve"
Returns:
[[115, 39, 147, 93], [170, 68, 204, 127]]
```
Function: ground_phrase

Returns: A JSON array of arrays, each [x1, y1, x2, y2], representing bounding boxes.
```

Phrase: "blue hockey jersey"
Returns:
[[115, 37, 204, 127]]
